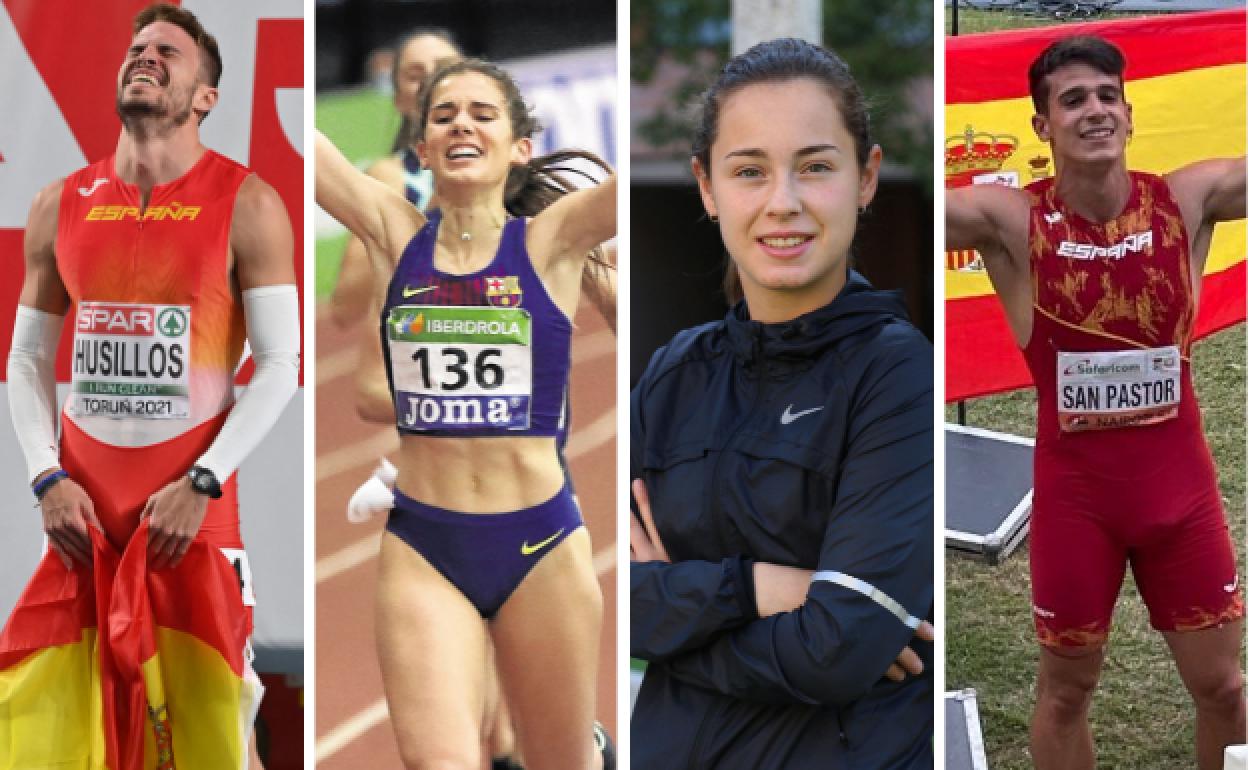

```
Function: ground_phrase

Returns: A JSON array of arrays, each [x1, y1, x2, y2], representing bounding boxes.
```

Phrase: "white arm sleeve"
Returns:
[[7, 305, 64, 483], [195, 285, 301, 480]]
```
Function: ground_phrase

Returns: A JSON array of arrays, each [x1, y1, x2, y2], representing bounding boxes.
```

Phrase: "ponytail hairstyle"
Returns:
[[691, 38, 873, 303], [416, 58, 614, 282]]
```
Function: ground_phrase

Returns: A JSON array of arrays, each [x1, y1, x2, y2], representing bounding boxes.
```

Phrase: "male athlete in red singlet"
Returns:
[[0, 5, 298, 768], [947, 36, 1245, 770]]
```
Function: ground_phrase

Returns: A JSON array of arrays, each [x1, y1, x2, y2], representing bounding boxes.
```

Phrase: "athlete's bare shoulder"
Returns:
[[24, 178, 65, 264], [1165, 157, 1246, 227], [20, 178, 69, 312], [946, 183, 1030, 257], [230, 173, 295, 289], [26, 177, 64, 231]]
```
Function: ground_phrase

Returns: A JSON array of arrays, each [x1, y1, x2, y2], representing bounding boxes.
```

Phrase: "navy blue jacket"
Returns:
[[630, 272, 933, 769]]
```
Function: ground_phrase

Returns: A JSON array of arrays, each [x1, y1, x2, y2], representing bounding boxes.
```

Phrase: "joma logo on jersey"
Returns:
[[85, 202, 202, 222], [77, 305, 155, 336], [403, 395, 514, 425], [1057, 230, 1152, 261]]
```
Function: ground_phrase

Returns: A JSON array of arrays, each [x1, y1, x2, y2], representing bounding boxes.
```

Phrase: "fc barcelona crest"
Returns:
[[486, 275, 523, 307]]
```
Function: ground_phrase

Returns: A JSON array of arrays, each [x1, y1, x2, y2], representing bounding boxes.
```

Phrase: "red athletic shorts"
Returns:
[[1029, 443, 1243, 648]]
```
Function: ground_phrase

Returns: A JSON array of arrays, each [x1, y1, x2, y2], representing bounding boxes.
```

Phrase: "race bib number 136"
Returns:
[[387, 305, 533, 431]]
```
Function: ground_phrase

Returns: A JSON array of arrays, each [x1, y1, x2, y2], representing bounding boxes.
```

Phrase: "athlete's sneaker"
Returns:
[[491, 757, 523, 770], [593, 721, 615, 770]]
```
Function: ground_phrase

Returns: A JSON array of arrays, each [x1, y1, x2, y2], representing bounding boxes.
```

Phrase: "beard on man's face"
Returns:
[[115, 87, 194, 132]]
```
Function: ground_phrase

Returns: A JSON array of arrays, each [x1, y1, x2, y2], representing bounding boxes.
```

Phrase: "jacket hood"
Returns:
[[724, 270, 911, 370]]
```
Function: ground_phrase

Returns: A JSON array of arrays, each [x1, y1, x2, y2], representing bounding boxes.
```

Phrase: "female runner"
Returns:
[[629, 38, 934, 769], [317, 57, 615, 769]]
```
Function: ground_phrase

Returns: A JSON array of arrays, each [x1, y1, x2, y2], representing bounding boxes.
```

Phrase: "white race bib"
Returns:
[[69, 302, 191, 419], [386, 305, 532, 431], [1057, 346, 1181, 432]]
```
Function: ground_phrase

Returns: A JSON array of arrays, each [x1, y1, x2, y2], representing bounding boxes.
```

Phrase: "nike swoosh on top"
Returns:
[[1225, 574, 1239, 593], [402, 286, 436, 298], [520, 528, 565, 556], [781, 404, 823, 425]]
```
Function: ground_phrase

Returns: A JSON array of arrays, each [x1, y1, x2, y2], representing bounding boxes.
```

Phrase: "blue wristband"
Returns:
[[32, 469, 69, 500]]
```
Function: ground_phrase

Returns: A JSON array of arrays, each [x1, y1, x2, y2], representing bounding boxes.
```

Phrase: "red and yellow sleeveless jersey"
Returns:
[[1022, 171, 1208, 469], [0, 153, 261, 770], [55, 150, 249, 550]]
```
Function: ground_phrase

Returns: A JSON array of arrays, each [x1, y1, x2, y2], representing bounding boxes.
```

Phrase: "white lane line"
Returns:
[[315, 544, 618, 761], [565, 406, 616, 459], [316, 431, 397, 482], [316, 535, 380, 583], [315, 698, 389, 762]]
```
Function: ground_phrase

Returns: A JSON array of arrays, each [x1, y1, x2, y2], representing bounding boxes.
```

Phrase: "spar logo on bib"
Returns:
[[70, 302, 192, 419]]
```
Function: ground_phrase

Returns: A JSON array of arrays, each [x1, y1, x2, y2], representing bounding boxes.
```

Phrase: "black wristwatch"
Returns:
[[187, 465, 223, 499]]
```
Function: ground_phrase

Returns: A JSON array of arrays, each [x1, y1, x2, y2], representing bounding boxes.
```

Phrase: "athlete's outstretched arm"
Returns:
[[315, 131, 424, 261], [330, 157, 409, 331], [9, 180, 101, 567], [527, 171, 617, 270], [946, 184, 1018, 254], [143, 176, 300, 568], [661, 338, 934, 707]]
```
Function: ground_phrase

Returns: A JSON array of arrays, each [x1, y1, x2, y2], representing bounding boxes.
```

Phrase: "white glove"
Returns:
[[346, 458, 398, 523]]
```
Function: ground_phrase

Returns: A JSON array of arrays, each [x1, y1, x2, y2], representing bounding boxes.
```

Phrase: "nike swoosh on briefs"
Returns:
[[402, 286, 436, 298], [520, 528, 566, 556], [780, 404, 823, 425]]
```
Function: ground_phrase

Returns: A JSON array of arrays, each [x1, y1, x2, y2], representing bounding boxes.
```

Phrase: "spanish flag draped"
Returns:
[[0, 521, 261, 769], [945, 9, 1246, 401]]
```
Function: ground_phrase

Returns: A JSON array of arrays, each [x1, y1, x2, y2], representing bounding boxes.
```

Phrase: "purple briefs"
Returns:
[[386, 485, 583, 617]]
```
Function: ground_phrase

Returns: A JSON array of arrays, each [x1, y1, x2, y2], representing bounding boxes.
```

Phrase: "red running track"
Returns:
[[314, 306, 618, 767]]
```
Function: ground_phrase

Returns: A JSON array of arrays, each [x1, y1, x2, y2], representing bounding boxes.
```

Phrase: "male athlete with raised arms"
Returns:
[[946, 35, 1244, 770], [2, 4, 299, 766]]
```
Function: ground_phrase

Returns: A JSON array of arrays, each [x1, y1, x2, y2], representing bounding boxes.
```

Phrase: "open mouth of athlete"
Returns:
[[1079, 126, 1115, 140], [446, 144, 483, 161], [125, 65, 166, 88], [757, 232, 815, 258]]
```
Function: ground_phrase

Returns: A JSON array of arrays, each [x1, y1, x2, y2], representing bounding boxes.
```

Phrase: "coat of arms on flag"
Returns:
[[486, 275, 523, 307]]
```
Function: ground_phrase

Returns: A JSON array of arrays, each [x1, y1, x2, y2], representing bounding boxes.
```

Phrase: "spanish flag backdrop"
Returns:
[[945, 9, 1246, 402]]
